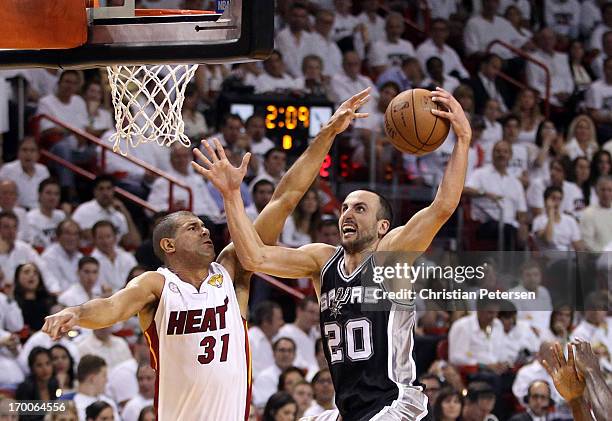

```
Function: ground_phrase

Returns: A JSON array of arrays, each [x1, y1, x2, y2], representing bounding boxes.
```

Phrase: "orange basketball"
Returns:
[[384, 88, 451, 156]]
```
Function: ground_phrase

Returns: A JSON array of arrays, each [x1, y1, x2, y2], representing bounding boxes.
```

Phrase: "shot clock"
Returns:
[[218, 93, 334, 155]]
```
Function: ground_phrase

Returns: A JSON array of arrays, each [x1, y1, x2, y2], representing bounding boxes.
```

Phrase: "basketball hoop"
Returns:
[[106, 64, 199, 155]]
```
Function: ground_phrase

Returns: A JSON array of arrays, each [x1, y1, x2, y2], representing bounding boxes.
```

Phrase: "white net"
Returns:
[[106, 64, 199, 155]]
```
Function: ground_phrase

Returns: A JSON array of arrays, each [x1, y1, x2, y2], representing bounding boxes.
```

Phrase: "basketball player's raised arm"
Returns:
[[379, 87, 472, 253], [42, 272, 162, 340], [193, 141, 333, 280]]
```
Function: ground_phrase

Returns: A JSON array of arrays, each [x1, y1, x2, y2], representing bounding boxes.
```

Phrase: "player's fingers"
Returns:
[[202, 141, 218, 163], [240, 152, 251, 174], [190, 162, 211, 178], [435, 86, 451, 96], [213, 138, 227, 161], [354, 112, 369, 119], [567, 343, 576, 366], [351, 87, 372, 103], [541, 359, 555, 376], [193, 148, 213, 169], [553, 343, 565, 366], [355, 95, 371, 109], [430, 109, 452, 119]]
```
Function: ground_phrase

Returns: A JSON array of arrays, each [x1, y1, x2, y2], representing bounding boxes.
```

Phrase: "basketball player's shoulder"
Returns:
[[302, 242, 337, 267], [125, 270, 165, 298]]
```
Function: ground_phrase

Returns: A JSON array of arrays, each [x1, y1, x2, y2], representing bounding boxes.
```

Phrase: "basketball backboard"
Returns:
[[0, 0, 273, 69]]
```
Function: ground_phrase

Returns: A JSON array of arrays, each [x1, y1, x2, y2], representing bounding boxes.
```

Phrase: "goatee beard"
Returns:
[[341, 232, 376, 254]]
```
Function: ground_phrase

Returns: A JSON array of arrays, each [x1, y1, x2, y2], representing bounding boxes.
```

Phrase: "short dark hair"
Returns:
[[263, 392, 296, 421], [497, 299, 517, 318], [85, 401, 112, 421], [18, 136, 38, 150], [502, 114, 520, 126], [92, 220, 117, 238], [93, 174, 115, 189], [426, 56, 443, 71], [38, 177, 60, 194], [466, 381, 495, 402], [264, 147, 286, 161], [222, 113, 243, 127], [78, 256, 99, 270], [277, 366, 305, 391], [251, 301, 282, 326], [59, 70, 81, 83], [252, 179, 275, 194], [357, 189, 393, 224], [77, 355, 107, 382], [290, 2, 308, 12], [317, 218, 339, 231], [27, 347, 51, 372], [56, 219, 80, 236], [273, 337, 296, 352], [152, 211, 195, 261], [481, 53, 502, 66], [0, 211, 18, 225], [379, 81, 401, 94], [245, 114, 265, 127], [297, 295, 318, 311], [433, 387, 463, 420], [543, 185, 563, 201]]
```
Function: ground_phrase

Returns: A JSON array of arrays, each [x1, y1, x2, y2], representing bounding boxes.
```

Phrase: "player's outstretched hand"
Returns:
[[327, 87, 371, 135], [541, 342, 585, 402], [572, 339, 600, 381], [192, 138, 251, 197], [430, 87, 471, 141], [42, 308, 79, 341]]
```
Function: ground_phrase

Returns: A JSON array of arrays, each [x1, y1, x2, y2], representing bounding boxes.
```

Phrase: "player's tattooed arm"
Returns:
[[253, 87, 371, 245], [379, 88, 471, 253], [42, 272, 162, 339]]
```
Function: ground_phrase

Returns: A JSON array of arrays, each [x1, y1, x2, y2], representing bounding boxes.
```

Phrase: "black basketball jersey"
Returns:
[[319, 247, 419, 421]]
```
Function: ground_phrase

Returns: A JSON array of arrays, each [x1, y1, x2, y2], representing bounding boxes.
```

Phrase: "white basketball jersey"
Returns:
[[145, 263, 251, 421]]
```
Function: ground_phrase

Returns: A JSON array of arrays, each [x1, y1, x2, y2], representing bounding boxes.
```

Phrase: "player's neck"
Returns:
[[342, 247, 374, 276], [169, 263, 210, 288]]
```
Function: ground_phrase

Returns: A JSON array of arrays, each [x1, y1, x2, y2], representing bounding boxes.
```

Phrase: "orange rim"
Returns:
[[134, 9, 216, 17]]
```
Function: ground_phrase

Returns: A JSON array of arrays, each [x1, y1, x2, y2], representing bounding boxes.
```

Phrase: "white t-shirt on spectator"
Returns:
[[532, 213, 582, 251], [544, 0, 581, 38], [254, 73, 301, 94], [282, 217, 313, 248], [0, 240, 59, 292], [18, 330, 81, 374], [122, 394, 154, 421], [585, 78, 612, 112], [581, 0, 602, 35], [571, 320, 611, 353], [513, 360, 563, 404], [24, 70, 59, 99], [481, 120, 503, 148], [250, 137, 276, 161], [73, 393, 120, 421], [526, 179, 585, 216], [509, 284, 553, 333], [58, 283, 100, 307], [1, 206, 31, 244], [275, 28, 318, 77], [106, 358, 138, 406], [72, 199, 129, 240], [465, 165, 527, 227], [357, 12, 386, 42], [427, 0, 458, 20], [0, 161, 50, 210], [0, 293, 24, 333], [253, 364, 282, 408], [472, 0, 532, 20], [76, 334, 132, 370], [330, 72, 379, 114], [527, 50, 574, 107], [91, 247, 138, 292], [448, 314, 505, 365], [589, 23, 612, 52], [304, 402, 331, 417], [421, 75, 460, 94], [309, 33, 343, 77], [41, 243, 83, 292], [88, 107, 113, 133], [416, 39, 470, 80], [498, 320, 540, 364], [248, 326, 275, 379], [368, 38, 415, 69], [580, 203, 612, 250], [482, 142, 530, 179], [26, 209, 66, 250], [565, 138, 599, 161], [464, 15, 518, 59], [37, 94, 89, 146], [331, 12, 360, 42]]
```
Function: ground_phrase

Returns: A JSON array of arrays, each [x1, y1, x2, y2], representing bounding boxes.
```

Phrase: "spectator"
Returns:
[[121, 364, 155, 421], [419, 373, 442, 411], [512, 88, 543, 145], [0, 263, 25, 334], [469, 54, 510, 114], [368, 12, 415, 76], [249, 148, 288, 189], [36, 70, 92, 196], [275, 296, 320, 369], [106, 333, 151, 408], [528, 28, 574, 109], [76, 327, 132, 372], [568, 40, 594, 96], [278, 366, 306, 394], [331, 51, 378, 115], [530, 120, 565, 181], [0, 179, 30, 242], [503, 5, 534, 52], [570, 157, 594, 206], [330, 0, 365, 54], [591, 30, 612, 79], [464, 0, 522, 59], [580, 175, 612, 250], [315, 218, 340, 245], [415, 18, 469, 81], [247, 180, 275, 221], [508, 380, 553, 421], [181, 83, 208, 144], [72, 175, 141, 249], [544, 0, 581, 39], [296, 55, 334, 99], [50, 344, 76, 396], [291, 380, 314, 419], [211, 114, 244, 150], [14, 263, 55, 332], [147, 143, 222, 219], [356, 0, 385, 43], [588, 150, 612, 205], [90, 220, 138, 292], [565, 115, 600, 161], [508, 260, 553, 334], [245, 115, 275, 168], [85, 401, 114, 421], [463, 141, 528, 250], [480, 99, 503, 147], [47, 401, 78, 421], [249, 301, 285, 379], [376, 57, 424, 92], [0, 137, 50, 210], [275, 3, 317, 78], [41, 219, 83, 291], [585, 56, 612, 141], [589, 2, 612, 52], [57, 257, 101, 307], [512, 342, 564, 406], [253, 337, 297, 408], [311, 9, 343, 78], [137, 406, 155, 421], [422, 57, 460, 93], [527, 159, 585, 217], [282, 188, 321, 247], [532, 186, 585, 253], [254, 50, 302, 94], [497, 302, 540, 365], [303, 369, 335, 416], [24, 69, 59, 103], [570, 293, 610, 351], [134, 211, 166, 271], [480, 114, 530, 180], [27, 178, 66, 250], [581, 0, 605, 37], [432, 387, 463, 421], [262, 391, 298, 421], [460, 382, 497, 421], [0, 332, 24, 386], [82, 81, 113, 139], [16, 347, 59, 406]]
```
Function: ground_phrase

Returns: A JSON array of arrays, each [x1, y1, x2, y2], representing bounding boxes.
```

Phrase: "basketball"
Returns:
[[384, 88, 451, 156]]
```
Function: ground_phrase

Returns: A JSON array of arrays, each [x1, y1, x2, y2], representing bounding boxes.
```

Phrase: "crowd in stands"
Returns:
[[0, 0, 611, 420]]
